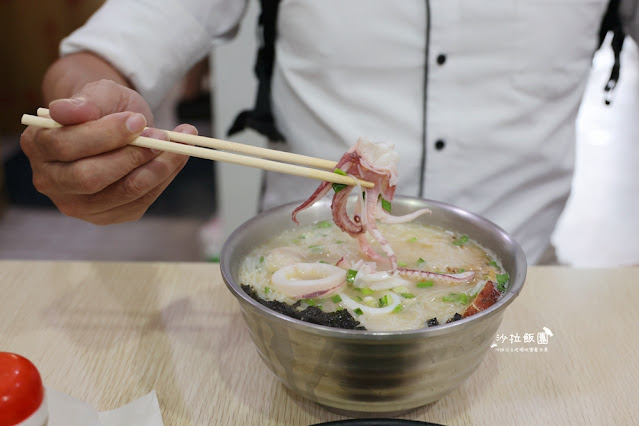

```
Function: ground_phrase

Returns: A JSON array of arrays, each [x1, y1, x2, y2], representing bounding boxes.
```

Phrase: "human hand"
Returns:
[[20, 79, 195, 224]]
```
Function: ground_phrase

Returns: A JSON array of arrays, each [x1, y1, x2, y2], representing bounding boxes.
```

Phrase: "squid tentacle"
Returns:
[[292, 138, 417, 272]]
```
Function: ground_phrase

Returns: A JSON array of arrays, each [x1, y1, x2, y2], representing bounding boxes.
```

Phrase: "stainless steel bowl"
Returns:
[[220, 196, 527, 416]]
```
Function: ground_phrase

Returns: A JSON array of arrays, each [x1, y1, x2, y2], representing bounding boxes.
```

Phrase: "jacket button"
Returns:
[[435, 139, 446, 150], [436, 54, 447, 65]]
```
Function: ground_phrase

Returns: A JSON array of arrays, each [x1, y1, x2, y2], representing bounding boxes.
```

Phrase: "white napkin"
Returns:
[[46, 387, 163, 426]]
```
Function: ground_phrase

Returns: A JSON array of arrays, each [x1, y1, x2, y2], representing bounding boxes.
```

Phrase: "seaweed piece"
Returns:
[[242, 284, 302, 314], [427, 317, 439, 327], [446, 313, 463, 323], [241, 285, 366, 330], [299, 306, 366, 330]]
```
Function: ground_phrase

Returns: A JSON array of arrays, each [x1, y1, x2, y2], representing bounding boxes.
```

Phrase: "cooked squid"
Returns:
[[292, 137, 431, 271], [271, 263, 346, 299]]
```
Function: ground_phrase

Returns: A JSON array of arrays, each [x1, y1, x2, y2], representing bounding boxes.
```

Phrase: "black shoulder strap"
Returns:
[[599, 0, 626, 105], [227, 0, 285, 141]]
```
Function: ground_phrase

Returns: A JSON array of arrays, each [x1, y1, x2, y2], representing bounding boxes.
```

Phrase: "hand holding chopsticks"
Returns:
[[22, 109, 374, 189]]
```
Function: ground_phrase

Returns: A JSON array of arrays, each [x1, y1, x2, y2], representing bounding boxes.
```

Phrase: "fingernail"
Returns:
[[68, 97, 86, 106], [126, 113, 147, 133], [51, 97, 85, 107]]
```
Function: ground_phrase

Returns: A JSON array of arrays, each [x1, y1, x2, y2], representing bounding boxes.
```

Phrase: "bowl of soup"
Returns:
[[220, 196, 527, 415]]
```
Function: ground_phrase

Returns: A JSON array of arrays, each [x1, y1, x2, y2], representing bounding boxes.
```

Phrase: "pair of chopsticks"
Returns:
[[21, 108, 374, 189]]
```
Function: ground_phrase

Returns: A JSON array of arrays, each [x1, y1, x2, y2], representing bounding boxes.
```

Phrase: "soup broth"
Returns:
[[238, 220, 508, 331]]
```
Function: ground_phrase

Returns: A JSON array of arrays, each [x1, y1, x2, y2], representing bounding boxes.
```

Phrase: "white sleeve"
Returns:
[[60, 0, 248, 108]]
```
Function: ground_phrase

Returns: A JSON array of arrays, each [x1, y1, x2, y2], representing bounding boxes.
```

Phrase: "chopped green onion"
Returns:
[[489, 260, 499, 268], [381, 198, 392, 213], [393, 304, 404, 313], [417, 280, 434, 288], [400, 293, 415, 299], [496, 273, 510, 292], [259, 256, 264, 263], [303, 299, 317, 306], [443, 293, 469, 304], [417, 258, 426, 266], [331, 294, 342, 303], [332, 183, 347, 193], [408, 237, 418, 242], [264, 287, 271, 294], [317, 220, 332, 228], [359, 287, 374, 296], [392, 286, 409, 294], [333, 168, 347, 176], [458, 268, 465, 273], [378, 294, 390, 307], [318, 260, 327, 264], [355, 296, 363, 302], [398, 261, 407, 268], [298, 235, 306, 239], [332, 169, 348, 193], [336, 240, 344, 244], [453, 235, 469, 246], [346, 269, 358, 284], [496, 273, 509, 284], [354, 308, 364, 315]]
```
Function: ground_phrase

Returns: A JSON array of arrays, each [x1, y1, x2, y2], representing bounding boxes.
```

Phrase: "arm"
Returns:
[[21, 52, 195, 225], [42, 52, 131, 104]]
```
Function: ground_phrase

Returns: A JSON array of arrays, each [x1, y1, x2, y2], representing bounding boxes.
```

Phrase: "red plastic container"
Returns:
[[0, 353, 48, 426]]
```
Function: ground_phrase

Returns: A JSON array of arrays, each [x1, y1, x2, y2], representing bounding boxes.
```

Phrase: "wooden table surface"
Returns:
[[1, 261, 637, 425]]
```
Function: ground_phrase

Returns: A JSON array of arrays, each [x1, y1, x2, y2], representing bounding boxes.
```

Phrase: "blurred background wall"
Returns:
[[0, 0, 105, 133]]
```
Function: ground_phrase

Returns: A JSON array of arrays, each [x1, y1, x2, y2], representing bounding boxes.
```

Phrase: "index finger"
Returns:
[[29, 111, 147, 162], [48, 79, 154, 126]]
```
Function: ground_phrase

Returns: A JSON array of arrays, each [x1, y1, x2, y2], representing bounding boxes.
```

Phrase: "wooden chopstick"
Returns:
[[36, 108, 337, 170], [21, 113, 375, 189]]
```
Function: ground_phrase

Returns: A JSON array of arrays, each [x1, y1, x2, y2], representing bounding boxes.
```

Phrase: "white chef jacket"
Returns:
[[60, 0, 639, 264]]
